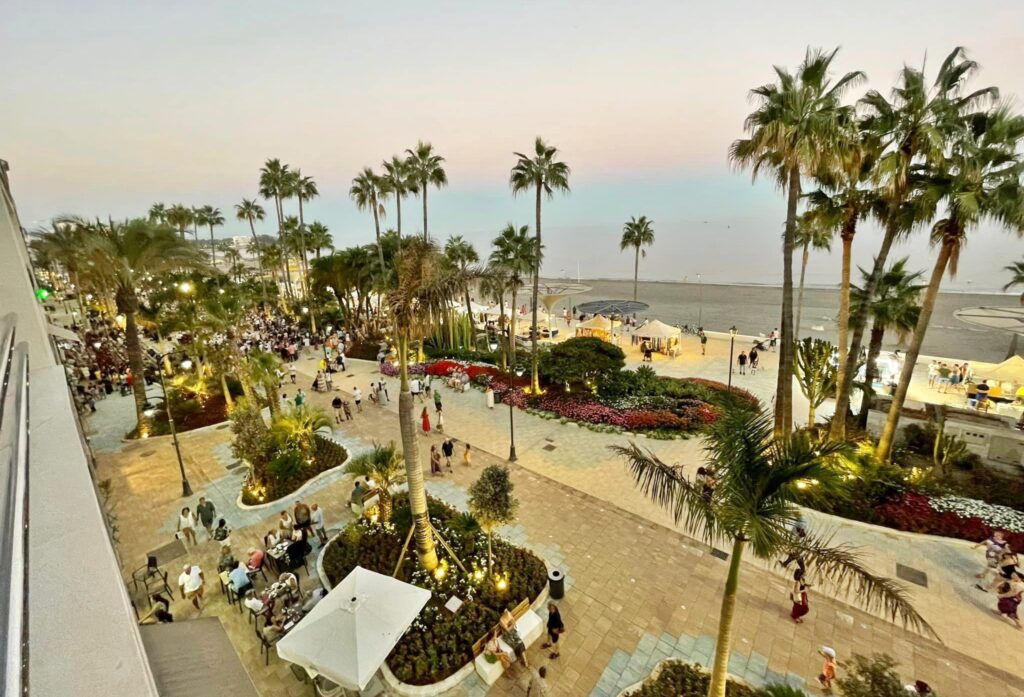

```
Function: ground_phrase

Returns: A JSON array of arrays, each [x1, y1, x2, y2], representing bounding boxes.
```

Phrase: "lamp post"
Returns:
[[146, 351, 194, 497], [728, 325, 737, 393], [696, 273, 703, 329], [491, 336, 523, 462]]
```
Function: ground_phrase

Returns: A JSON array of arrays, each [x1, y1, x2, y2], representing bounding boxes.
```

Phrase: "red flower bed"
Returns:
[[425, 360, 499, 381], [684, 377, 760, 409], [876, 492, 1024, 550]]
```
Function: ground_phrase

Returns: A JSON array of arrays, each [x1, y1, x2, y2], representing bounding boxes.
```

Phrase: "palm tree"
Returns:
[[259, 158, 294, 297], [235, 198, 269, 299], [346, 442, 406, 522], [620, 215, 655, 301], [307, 222, 332, 258], [831, 47, 997, 440], [405, 141, 447, 241], [850, 259, 924, 429], [877, 106, 1024, 459], [510, 137, 571, 392], [223, 248, 242, 280], [290, 170, 319, 295], [195, 205, 224, 268], [792, 213, 833, 336], [730, 47, 864, 435], [387, 238, 463, 571], [1004, 259, 1024, 303], [489, 224, 539, 371], [350, 167, 389, 268], [444, 235, 480, 320], [148, 203, 167, 224], [382, 155, 419, 237], [271, 405, 332, 460], [612, 407, 932, 697], [246, 349, 284, 417], [165, 204, 193, 240], [78, 218, 203, 433]]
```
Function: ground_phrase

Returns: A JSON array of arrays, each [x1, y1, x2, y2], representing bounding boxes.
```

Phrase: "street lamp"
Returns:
[[147, 351, 194, 497], [728, 325, 737, 393], [508, 365, 525, 461]]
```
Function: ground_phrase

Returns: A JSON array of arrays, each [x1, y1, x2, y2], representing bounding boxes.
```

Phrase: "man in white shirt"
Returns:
[[310, 503, 327, 545], [178, 564, 205, 611]]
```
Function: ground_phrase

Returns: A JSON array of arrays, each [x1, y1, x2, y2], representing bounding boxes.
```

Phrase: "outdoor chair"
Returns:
[[248, 599, 272, 626], [131, 555, 160, 593]]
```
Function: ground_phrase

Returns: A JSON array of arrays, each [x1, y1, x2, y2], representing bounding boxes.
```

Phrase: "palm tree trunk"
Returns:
[[834, 221, 855, 421], [633, 247, 640, 301], [297, 198, 311, 299], [707, 537, 746, 697], [831, 222, 898, 440], [876, 239, 954, 460], [422, 185, 429, 242], [795, 243, 810, 339], [775, 167, 800, 435], [856, 322, 885, 430], [531, 185, 542, 393], [498, 294, 507, 370], [465, 286, 474, 329], [372, 197, 385, 269], [119, 294, 149, 434], [398, 331, 438, 570], [220, 371, 233, 410], [509, 287, 518, 369], [266, 381, 280, 418], [396, 194, 403, 238], [209, 225, 217, 269]]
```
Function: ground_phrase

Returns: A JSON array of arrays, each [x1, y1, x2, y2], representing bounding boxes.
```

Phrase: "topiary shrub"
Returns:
[[539, 336, 625, 389]]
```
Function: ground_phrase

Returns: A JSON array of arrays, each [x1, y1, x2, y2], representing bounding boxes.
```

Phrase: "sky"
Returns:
[[4, 1, 1024, 291]]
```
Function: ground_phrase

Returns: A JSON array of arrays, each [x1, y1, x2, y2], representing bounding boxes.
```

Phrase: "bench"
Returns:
[[472, 599, 544, 685]]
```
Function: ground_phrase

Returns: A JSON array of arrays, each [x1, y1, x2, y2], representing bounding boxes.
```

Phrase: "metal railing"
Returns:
[[0, 312, 30, 697]]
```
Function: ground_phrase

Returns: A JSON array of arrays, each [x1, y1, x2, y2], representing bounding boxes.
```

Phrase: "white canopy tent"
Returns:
[[635, 319, 681, 340], [980, 355, 1024, 384], [275, 566, 431, 691]]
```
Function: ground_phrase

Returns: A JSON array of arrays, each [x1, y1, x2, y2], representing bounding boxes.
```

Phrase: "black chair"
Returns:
[[131, 555, 160, 594], [284, 541, 311, 576]]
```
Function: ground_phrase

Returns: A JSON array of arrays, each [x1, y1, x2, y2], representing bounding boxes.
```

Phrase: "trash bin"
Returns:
[[548, 568, 565, 599]]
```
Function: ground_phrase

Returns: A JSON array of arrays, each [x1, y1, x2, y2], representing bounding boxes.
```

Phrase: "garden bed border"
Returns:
[[235, 430, 351, 511], [615, 658, 757, 697]]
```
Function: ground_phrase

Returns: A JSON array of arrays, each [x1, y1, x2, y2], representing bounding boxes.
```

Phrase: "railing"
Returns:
[[0, 312, 30, 697]]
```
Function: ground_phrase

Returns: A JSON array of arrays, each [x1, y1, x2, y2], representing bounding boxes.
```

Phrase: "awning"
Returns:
[[47, 324, 82, 343], [140, 618, 260, 697], [276, 566, 431, 690]]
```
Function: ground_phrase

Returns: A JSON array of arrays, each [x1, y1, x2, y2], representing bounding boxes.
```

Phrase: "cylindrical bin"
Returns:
[[548, 569, 565, 599]]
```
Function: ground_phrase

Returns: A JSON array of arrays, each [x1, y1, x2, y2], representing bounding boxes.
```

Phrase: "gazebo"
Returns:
[[536, 281, 591, 329], [635, 319, 682, 354], [576, 299, 649, 318], [575, 314, 619, 341]]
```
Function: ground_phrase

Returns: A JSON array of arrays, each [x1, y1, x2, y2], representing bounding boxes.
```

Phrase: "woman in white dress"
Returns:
[[485, 385, 495, 409]]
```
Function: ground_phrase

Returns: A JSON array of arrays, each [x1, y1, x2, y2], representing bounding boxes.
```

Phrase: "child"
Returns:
[[817, 646, 837, 691]]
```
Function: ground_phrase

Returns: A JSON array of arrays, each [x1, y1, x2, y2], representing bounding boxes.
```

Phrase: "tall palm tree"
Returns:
[[489, 224, 539, 372], [350, 167, 389, 269], [405, 141, 447, 241], [387, 238, 463, 570], [444, 235, 480, 320], [730, 47, 864, 436], [148, 203, 167, 224], [619, 215, 655, 301], [382, 155, 418, 237], [346, 442, 406, 522], [877, 106, 1024, 459], [510, 137, 570, 392], [612, 407, 933, 697], [291, 170, 319, 295], [306, 222, 332, 258], [259, 158, 294, 298], [195, 205, 224, 268], [235, 198, 269, 300], [831, 47, 997, 440], [850, 259, 924, 429], [792, 213, 833, 336], [165, 204, 193, 240], [1003, 259, 1024, 303], [79, 218, 204, 433], [246, 349, 284, 417]]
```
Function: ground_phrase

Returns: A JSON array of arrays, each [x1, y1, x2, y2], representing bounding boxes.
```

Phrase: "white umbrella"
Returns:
[[276, 566, 431, 691]]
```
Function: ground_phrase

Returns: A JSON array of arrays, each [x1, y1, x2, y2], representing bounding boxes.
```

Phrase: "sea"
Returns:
[[553, 279, 1019, 364]]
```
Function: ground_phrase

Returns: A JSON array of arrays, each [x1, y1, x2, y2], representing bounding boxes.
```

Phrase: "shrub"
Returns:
[[240, 433, 347, 505], [625, 660, 772, 696], [837, 654, 922, 697], [539, 337, 625, 388]]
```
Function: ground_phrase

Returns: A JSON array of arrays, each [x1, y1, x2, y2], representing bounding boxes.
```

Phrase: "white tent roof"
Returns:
[[577, 314, 619, 331], [981, 355, 1024, 384], [483, 304, 511, 318], [275, 566, 430, 690], [636, 319, 681, 339], [468, 300, 491, 315]]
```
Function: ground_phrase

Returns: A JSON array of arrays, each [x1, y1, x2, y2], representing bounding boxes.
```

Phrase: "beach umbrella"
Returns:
[[576, 299, 649, 317], [275, 566, 431, 690]]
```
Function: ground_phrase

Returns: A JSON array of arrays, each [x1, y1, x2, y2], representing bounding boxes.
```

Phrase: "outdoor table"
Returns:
[[266, 542, 290, 574]]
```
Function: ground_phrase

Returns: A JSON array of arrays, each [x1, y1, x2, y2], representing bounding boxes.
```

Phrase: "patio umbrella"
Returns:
[[576, 299, 649, 317], [275, 566, 431, 691], [980, 355, 1024, 384]]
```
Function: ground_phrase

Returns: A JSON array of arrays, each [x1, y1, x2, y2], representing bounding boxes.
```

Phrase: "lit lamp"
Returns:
[[507, 364, 525, 462], [728, 326, 738, 393], [92, 341, 102, 350], [488, 338, 498, 352], [178, 281, 192, 294]]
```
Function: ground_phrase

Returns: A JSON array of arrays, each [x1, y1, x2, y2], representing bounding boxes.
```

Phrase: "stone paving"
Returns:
[[88, 346, 1024, 697]]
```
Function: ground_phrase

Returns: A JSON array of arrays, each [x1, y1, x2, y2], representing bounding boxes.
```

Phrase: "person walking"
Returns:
[[289, 363, 297, 384], [485, 385, 495, 409], [430, 444, 442, 475], [353, 386, 363, 412], [332, 396, 343, 424], [442, 439, 455, 471], [699, 331, 707, 355], [541, 603, 565, 658], [975, 530, 1007, 589], [294, 389, 306, 407], [463, 443, 473, 467], [769, 328, 778, 351], [342, 400, 353, 421], [817, 646, 837, 692], [994, 576, 1023, 628], [177, 563, 205, 613], [293, 500, 312, 535], [421, 407, 431, 435], [212, 518, 232, 549], [310, 503, 327, 545], [436, 409, 445, 433], [527, 666, 551, 696], [737, 351, 747, 375], [433, 388, 443, 416], [749, 346, 759, 374], [196, 497, 217, 539], [790, 567, 809, 623], [177, 507, 198, 545]]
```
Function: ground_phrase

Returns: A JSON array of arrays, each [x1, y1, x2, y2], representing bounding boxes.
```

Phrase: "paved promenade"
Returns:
[[86, 341, 1024, 696]]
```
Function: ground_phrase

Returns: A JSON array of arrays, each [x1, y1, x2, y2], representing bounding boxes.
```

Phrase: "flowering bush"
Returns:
[[928, 495, 1024, 533], [876, 492, 1024, 550], [684, 378, 760, 410]]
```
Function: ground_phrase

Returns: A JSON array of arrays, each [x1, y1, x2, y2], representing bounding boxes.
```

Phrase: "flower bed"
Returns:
[[876, 492, 1024, 550], [624, 660, 766, 697], [321, 495, 548, 686], [240, 433, 348, 505]]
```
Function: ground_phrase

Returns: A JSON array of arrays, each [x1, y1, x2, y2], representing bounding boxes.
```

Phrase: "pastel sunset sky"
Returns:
[[4, 1, 1023, 290]]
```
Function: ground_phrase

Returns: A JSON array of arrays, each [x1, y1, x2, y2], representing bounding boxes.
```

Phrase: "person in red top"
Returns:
[[246, 548, 265, 572]]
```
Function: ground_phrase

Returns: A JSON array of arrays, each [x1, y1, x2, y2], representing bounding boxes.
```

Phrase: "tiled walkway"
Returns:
[[89, 348, 1024, 697]]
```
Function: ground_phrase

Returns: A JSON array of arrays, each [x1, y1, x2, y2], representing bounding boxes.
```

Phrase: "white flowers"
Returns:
[[928, 495, 1024, 533]]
